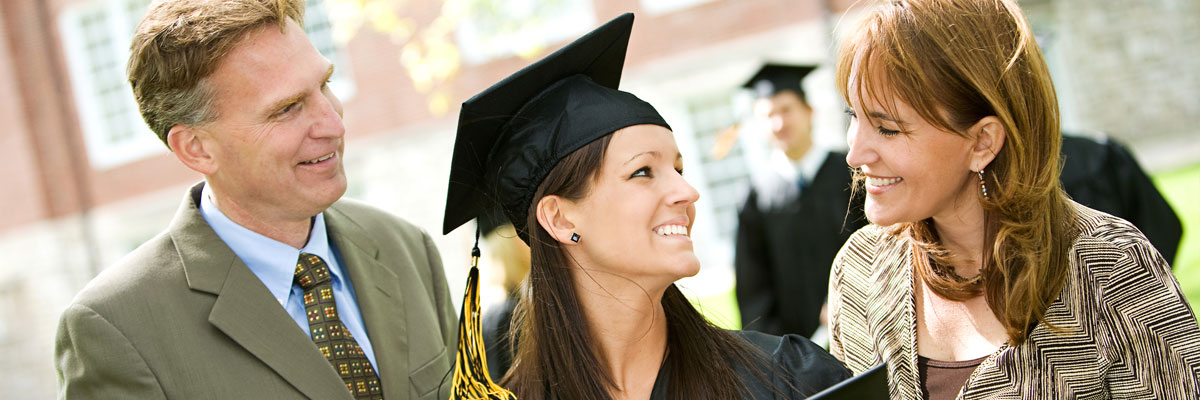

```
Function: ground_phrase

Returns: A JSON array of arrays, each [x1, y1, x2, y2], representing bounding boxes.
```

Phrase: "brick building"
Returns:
[[1, 0, 1195, 397]]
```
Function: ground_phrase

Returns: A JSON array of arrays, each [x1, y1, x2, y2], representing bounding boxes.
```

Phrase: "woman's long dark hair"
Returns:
[[499, 134, 777, 399]]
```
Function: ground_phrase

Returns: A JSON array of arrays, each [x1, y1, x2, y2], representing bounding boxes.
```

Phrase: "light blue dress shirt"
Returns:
[[198, 184, 379, 373]]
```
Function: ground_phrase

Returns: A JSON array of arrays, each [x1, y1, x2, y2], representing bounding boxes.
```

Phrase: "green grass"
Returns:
[[1155, 163, 1200, 313], [690, 288, 742, 330]]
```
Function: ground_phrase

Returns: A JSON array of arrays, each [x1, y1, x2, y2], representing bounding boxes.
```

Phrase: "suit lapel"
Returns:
[[208, 265, 354, 399], [325, 205, 412, 399], [173, 183, 352, 400]]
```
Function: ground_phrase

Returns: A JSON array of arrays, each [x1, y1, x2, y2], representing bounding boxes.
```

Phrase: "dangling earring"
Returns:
[[570, 233, 581, 243], [978, 169, 989, 198]]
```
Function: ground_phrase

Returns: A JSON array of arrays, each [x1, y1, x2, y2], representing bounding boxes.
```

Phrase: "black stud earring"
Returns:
[[570, 233, 580, 243]]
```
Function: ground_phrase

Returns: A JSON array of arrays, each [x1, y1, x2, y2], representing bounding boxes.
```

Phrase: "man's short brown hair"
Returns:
[[127, 0, 305, 148]]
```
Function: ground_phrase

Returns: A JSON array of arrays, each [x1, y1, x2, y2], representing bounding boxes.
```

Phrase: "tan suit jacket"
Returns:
[[55, 183, 457, 399]]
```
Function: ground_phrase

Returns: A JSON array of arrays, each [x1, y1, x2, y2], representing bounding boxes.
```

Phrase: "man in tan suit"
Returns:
[[54, 1, 456, 398]]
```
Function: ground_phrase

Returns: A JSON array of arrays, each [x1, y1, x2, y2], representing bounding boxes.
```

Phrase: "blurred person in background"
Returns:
[[735, 63, 866, 338], [443, 14, 850, 399], [1060, 132, 1183, 265], [828, 0, 1200, 398], [54, 0, 455, 398]]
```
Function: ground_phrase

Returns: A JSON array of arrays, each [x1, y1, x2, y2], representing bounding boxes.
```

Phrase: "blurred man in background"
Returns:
[[735, 64, 865, 338]]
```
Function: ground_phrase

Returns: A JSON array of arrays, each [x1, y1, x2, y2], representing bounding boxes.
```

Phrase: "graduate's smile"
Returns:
[[652, 218, 692, 242]]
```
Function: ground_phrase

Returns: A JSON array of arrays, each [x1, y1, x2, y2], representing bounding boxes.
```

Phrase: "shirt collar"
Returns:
[[198, 183, 341, 306], [795, 143, 829, 183], [769, 143, 829, 184]]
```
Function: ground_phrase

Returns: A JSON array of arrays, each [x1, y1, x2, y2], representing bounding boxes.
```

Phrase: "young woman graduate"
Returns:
[[443, 13, 850, 400]]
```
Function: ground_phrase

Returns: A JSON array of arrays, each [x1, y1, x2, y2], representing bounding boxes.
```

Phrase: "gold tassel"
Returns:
[[451, 249, 517, 399]]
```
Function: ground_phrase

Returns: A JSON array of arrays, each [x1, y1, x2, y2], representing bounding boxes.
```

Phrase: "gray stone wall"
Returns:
[[1023, 0, 1200, 170]]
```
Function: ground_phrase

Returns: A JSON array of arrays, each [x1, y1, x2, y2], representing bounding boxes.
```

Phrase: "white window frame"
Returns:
[[60, 0, 160, 170]]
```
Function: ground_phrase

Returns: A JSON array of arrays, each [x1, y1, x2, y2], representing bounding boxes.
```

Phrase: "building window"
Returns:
[[685, 91, 752, 242], [59, 0, 153, 169], [454, 0, 596, 65], [303, 0, 355, 101], [59, 0, 354, 169]]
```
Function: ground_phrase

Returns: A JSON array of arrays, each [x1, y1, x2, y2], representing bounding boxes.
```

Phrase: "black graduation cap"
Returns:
[[443, 12, 670, 243], [475, 205, 511, 237], [743, 63, 817, 101]]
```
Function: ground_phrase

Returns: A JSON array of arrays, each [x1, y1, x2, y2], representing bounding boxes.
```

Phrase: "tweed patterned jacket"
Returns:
[[828, 203, 1200, 399]]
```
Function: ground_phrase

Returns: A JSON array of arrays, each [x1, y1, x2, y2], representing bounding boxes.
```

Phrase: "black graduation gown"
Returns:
[[649, 330, 851, 399], [1060, 135, 1183, 264], [735, 152, 866, 337]]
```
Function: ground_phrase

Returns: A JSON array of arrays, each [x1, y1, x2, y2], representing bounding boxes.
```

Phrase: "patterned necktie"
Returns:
[[294, 252, 383, 399]]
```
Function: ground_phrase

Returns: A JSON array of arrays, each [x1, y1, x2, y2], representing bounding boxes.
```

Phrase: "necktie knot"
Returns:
[[294, 252, 332, 290]]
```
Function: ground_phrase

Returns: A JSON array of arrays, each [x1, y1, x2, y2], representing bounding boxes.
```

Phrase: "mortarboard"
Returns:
[[442, 13, 669, 399], [443, 12, 669, 243], [743, 63, 817, 101]]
